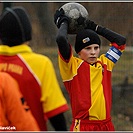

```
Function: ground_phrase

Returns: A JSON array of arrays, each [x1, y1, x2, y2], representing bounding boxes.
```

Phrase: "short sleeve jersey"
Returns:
[[58, 45, 123, 120], [0, 44, 69, 130]]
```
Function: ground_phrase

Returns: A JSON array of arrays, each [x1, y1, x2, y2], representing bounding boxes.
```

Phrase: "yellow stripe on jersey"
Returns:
[[100, 54, 114, 71], [89, 65, 106, 120], [58, 54, 83, 81]]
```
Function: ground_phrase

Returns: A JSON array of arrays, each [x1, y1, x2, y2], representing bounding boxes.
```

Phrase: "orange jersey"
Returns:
[[0, 72, 40, 131]]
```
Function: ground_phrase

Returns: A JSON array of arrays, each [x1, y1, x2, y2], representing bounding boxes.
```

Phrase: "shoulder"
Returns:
[[0, 72, 16, 83], [25, 52, 53, 65]]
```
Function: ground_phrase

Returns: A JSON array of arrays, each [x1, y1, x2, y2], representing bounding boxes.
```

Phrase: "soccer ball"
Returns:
[[60, 2, 89, 34]]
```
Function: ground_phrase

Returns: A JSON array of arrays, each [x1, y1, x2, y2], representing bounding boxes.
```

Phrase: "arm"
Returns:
[[86, 20, 126, 64], [41, 58, 69, 130], [49, 113, 67, 131], [54, 8, 71, 60], [96, 26, 126, 49], [56, 22, 71, 60], [86, 20, 126, 49]]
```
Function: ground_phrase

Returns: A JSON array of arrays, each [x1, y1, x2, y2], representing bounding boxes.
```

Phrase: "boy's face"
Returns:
[[78, 44, 100, 64]]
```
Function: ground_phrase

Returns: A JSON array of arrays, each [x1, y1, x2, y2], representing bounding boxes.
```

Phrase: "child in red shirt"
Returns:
[[54, 8, 126, 131]]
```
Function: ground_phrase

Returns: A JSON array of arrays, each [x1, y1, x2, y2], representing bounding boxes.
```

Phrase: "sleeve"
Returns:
[[105, 46, 123, 64], [96, 25, 126, 51], [56, 22, 71, 61], [96, 25, 126, 64], [49, 113, 67, 131], [40, 58, 69, 118]]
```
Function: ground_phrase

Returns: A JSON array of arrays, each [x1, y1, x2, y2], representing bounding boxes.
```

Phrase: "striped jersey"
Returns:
[[0, 44, 69, 131], [58, 43, 124, 120]]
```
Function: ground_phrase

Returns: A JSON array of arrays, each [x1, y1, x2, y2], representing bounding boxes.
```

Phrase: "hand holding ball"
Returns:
[[54, 2, 89, 34]]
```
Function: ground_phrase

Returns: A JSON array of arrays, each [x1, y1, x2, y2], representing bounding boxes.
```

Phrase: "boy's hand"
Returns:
[[86, 20, 98, 31], [54, 8, 69, 28]]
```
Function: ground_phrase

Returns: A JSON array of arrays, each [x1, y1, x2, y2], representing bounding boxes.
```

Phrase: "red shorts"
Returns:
[[70, 117, 115, 131]]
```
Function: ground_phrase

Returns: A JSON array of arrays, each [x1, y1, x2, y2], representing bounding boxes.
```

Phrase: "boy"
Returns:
[[54, 8, 126, 131]]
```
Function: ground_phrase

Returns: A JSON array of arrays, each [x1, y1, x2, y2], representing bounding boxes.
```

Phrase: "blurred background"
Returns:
[[0, 2, 133, 131]]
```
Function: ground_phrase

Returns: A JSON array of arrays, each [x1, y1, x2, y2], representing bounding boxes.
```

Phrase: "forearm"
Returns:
[[56, 22, 71, 60], [86, 20, 126, 46], [96, 25, 126, 46], [49, 113, 67, 131]]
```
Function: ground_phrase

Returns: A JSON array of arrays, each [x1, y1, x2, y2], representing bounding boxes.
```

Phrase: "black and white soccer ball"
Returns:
[[60, 2, 89, 34]]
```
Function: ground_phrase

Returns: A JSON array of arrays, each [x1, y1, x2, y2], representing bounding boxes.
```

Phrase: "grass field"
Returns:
[[35, 46, 133, 131]]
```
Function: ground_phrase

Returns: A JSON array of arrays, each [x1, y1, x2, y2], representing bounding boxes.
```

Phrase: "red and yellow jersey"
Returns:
[[0, 72, 40, 131], [58, 44, 124, 121], [0, 44, 69, 131]]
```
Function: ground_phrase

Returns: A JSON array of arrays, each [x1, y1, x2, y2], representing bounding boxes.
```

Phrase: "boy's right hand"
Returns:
[[54, 8, 69, 28]]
